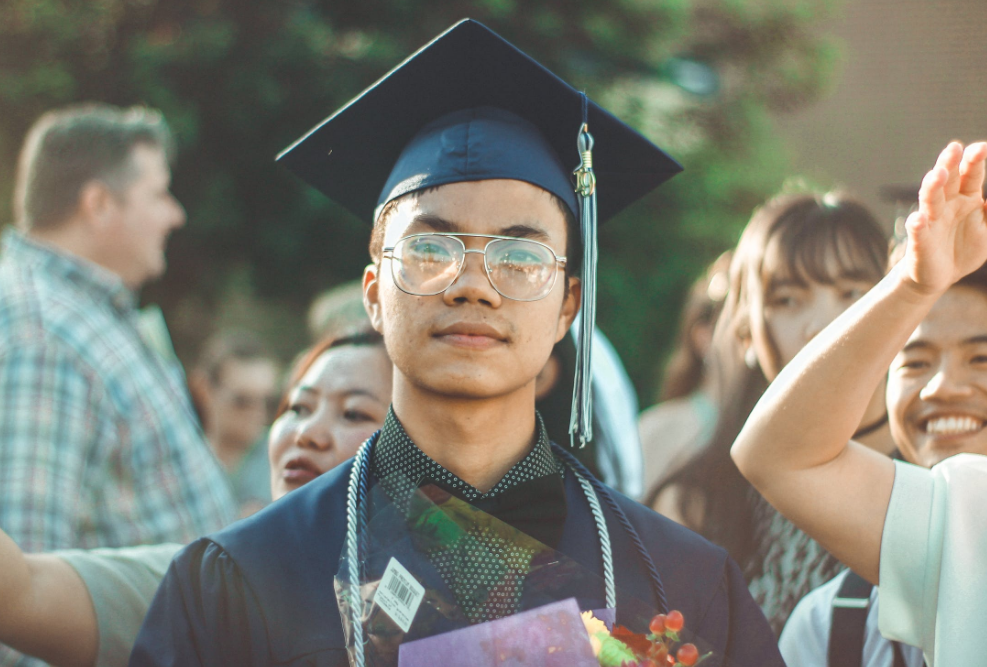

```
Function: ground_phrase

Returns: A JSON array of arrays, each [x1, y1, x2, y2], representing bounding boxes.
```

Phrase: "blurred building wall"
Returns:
[[774, 0, 987, 227]]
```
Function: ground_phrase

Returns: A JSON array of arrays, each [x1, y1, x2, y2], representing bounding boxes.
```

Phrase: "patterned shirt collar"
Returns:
[[373, 407, 563, 504], [2, 228, 137, 312]]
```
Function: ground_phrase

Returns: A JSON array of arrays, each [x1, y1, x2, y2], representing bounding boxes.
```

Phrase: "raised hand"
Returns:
[[900, 141, 987, 296]]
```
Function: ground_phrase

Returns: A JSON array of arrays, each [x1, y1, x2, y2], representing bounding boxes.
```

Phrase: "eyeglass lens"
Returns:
[[391, 235, 558, 300]]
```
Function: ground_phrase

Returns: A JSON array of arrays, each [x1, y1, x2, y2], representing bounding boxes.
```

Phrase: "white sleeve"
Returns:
[[877, 460, 938, 652], [878, 454, 987, 666]]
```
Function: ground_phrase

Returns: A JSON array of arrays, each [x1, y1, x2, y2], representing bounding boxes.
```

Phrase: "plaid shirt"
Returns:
[[0, 229, 236, 553]]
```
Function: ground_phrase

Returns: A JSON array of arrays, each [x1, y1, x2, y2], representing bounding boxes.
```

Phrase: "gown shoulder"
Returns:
[[129, 462, 355, 667]]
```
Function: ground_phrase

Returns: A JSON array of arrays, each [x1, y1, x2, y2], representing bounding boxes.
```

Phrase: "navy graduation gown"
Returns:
[[129, 460, 784, 667]]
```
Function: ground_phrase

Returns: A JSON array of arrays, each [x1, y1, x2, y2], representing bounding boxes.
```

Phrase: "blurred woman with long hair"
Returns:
[[640, 251, 731, 490], [648, 190, 895, 633]]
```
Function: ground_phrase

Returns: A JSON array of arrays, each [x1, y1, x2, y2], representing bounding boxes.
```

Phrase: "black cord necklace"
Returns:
[[853, 412, 889, 440]]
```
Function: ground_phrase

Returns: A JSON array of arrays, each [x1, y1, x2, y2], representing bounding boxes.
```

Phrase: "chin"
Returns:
[[920, 441, 987, 467], [411, 367, 527, 400]]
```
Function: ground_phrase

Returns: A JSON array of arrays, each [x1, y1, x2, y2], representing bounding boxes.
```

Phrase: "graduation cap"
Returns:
[[278, 19, 682, 448]]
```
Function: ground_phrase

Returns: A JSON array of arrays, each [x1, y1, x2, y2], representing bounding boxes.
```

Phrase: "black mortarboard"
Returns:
[[277, 19, 682, 447]]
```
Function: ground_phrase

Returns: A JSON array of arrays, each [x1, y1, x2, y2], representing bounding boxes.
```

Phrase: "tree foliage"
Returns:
[[0, 0, 837, 400]]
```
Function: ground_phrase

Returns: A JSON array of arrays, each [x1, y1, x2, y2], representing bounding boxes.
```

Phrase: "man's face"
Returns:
[[209, 358, 280, 452], [887, 285, 987, 467], [364, 179, 579, 401], [103, 143, 186, 288]]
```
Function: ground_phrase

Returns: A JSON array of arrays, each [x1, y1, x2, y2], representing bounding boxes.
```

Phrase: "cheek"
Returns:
[[760, 315, 803, 366], [885, 382, 909, 429], [267, 420, 295, 467]]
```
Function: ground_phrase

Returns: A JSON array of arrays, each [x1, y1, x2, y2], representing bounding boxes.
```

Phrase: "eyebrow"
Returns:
[[406, 215, 551, 241], [497, 224, 551, 241], [765, 277, 808, 292], [900, 340, 934, 354], [345, 388, 383, 402], [900, 335, 987, 354], [408, 214, 460, 233], [291, 386, 381, 401]]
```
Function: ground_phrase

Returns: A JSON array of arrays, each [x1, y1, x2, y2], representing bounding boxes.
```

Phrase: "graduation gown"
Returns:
[[129, 459, 784, 667]]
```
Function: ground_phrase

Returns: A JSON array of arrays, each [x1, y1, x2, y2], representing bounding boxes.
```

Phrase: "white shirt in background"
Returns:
[[779, 570, 923, 667], [878, 455, 987, 667]]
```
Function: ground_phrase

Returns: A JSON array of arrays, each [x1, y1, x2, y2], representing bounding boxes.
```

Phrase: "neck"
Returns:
[[391, 374, 538, 493], [29, 223, 131, 288], [30, 222, 91, 260], [210, 433, 252, 472]]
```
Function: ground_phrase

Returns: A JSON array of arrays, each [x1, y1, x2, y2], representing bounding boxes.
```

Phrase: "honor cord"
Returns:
[[342, 434, 618, 667]]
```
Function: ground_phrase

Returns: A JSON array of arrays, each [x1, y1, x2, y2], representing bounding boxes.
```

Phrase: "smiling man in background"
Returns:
[[0, 104, 236, 557], [778, 255, 987, 667]]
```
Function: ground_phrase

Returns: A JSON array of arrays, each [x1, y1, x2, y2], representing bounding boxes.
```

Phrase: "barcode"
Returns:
[[387, 572, 414, 605]]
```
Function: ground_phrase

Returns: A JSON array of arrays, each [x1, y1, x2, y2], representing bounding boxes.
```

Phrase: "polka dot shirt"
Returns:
[[372, 408, 564, 623]]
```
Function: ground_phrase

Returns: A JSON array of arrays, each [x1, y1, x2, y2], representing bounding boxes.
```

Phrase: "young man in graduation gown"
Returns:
[[130, 20, 783, 667]]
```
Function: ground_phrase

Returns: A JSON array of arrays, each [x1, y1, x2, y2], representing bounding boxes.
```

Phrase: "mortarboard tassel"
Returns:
[[570, 97, 598, 449]]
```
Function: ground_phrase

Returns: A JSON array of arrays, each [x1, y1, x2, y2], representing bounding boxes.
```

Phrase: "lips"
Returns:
[[432, 321, 508, 348], [282, 456, 322, 484]]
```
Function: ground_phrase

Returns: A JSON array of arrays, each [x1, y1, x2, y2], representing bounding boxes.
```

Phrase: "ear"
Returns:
[[76, 181, 117, 231], [735, 314, 752, 347], [363, 263, 384, 334], [187, 369, 214, 414], [534, 353, 562, 400], [555, 276, 581, 343]]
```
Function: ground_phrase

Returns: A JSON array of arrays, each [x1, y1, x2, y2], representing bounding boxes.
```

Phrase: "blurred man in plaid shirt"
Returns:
[[0, 104, 236, 557]]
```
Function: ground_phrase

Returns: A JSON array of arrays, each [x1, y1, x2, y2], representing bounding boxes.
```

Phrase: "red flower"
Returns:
[[649, 614, 666, 635], [676, 643, 699, 666], [664, 610, 684, 633], [612, 625, 653, 658]]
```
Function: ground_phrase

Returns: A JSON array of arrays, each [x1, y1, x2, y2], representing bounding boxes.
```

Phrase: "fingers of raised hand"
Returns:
[[935, 142, 965, 199], [919, 163, 949, 223], [959, 142, 987, 197]]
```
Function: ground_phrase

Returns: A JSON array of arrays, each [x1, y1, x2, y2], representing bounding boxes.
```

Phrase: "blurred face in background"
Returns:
[[749, 233, 878, 380], [100, 144, 186, 288], [208, 357, 281, 454], [269, 344, 393, 499], [887, 285, 987, 467]]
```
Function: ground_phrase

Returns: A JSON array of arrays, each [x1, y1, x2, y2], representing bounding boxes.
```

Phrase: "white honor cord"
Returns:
[[342, 439, 616, 667], [572, 467, 616, 609], [343, 441, 372, 667]]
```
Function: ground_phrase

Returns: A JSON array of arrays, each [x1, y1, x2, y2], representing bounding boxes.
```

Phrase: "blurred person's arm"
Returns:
[[0, 527, 98, 667], [0, 334, 101, 551], [731, 142, 987, 584], [0, 526, 181, 667]]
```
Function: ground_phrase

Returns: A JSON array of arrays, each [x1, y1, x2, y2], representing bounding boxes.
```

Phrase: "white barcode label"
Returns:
[[374, 557, 425, 632]]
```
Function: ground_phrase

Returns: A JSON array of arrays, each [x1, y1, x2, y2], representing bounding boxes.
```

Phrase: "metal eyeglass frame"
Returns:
[[381, 232, 567, 302]]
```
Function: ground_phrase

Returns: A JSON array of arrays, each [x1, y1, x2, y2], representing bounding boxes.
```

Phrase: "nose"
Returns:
[[442, 249, 502, 307], [295, 416, 334, 452], [919, 363, 975, 402], [803, 292, 844, 342], [170, 194, 187, 229]]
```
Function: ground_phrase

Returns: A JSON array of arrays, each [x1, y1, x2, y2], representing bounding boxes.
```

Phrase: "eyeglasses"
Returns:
[[382, 233, 567, 302]]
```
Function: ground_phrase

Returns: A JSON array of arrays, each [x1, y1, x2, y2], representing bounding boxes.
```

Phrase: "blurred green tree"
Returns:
[[0, 0, 838, 400]]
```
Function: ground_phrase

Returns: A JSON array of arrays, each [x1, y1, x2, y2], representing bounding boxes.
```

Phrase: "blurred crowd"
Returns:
[[0, 96, 983, 667]]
